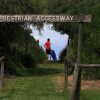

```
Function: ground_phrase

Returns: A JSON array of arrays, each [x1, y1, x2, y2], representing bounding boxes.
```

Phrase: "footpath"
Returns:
[[0, 63, 67, 100]]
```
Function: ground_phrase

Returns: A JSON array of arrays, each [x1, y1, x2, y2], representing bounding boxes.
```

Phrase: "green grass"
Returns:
[[0, 63, 68, 100], [81, 89, 100, 100], [0, 63, 100, 100]]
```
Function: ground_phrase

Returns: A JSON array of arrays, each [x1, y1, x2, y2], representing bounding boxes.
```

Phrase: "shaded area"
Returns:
[[21, 63, 64, 76], [25, 67, 63, 76]]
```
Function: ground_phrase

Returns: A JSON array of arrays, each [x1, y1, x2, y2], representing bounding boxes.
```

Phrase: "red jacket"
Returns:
[[44, 41, 51, 49]]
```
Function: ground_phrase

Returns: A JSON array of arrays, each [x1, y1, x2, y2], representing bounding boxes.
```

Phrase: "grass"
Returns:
[[81, 89, 100, 100], [0, 63, 68, 100], [0, 63, 100, 100]]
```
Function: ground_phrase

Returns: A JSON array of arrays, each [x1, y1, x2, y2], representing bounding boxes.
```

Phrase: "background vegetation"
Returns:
[[0, 0, 100, 78]]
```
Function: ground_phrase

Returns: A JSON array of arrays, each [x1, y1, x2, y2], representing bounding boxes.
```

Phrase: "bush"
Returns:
[[20, 53, 37, 68], [82, 68, 100, 80], [31, 46, 47, 63], [59, 46, 67, 62], [5, 56, 25, 76]]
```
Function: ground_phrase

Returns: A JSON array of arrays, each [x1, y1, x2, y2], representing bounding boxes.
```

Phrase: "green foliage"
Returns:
[[20, 53, 37, 68], [59, 46, 67, 62], [0, 22, 47, 75], [0, 0, 100, 78], [0, 0, 48, 76], [49, 0, 100, 79], [5, 56, 25, 76], [32, 45, 47, 63], [47, 0, 68, 14]]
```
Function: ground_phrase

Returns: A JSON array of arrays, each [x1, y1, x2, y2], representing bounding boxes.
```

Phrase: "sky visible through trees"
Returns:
[[30, 23, 68, 60]]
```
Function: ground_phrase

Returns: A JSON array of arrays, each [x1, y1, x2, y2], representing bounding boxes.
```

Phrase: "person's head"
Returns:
[[47, 38, 50, 41]]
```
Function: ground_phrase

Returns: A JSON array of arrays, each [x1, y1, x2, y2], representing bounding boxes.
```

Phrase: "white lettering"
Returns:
[[60, 16, 65, 21], [65, 16, 70, 20], [0, 15, 90, 22], [10, 16, 14, 22], [36, 16, 41, 21], [17, 16, 22, 21], [56, 16, 60, 21], [70, 16, 73, 21]]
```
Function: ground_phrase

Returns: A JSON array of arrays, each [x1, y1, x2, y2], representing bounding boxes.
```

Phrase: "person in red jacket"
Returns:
[[44, 38, 51, 60]]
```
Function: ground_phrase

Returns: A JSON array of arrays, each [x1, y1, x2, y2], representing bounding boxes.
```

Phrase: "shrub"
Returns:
[[20, 53, 37, 68], [5, 56, 25, 76]]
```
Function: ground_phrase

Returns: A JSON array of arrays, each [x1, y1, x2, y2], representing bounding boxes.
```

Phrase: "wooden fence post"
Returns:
[[70, 22, 83, 100], [64, 46, 69, 88], [0, 58, 4, 88], [64, 38, 71, 89], [64, 60, 68, 89]]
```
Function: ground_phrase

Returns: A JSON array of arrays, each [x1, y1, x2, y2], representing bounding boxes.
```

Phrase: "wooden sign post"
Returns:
[[70, 22, 83, 100]]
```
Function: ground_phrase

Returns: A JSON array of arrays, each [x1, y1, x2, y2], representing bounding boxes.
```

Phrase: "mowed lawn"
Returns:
[[0, 63, 68, 100], [0, 63, 100, 100]]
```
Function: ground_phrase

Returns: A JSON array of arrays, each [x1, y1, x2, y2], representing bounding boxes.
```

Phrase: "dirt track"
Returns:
[[53, 75, 100, 92]]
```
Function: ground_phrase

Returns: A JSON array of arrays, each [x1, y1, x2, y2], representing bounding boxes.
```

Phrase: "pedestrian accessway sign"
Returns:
[[0, 15, 91, 22]]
